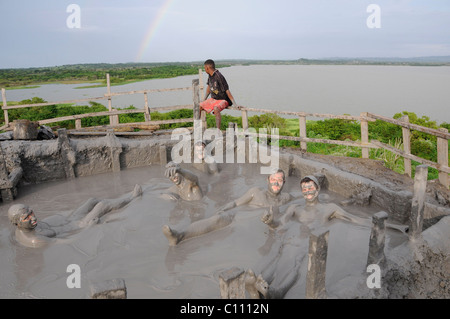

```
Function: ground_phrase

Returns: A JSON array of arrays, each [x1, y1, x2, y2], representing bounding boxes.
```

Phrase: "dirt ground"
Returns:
[[281, 147, 450, 209]]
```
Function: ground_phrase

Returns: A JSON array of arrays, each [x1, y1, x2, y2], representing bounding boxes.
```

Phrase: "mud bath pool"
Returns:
[[0, 162, 411, 299]]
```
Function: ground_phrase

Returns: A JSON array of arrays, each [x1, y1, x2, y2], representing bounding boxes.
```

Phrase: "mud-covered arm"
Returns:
[[216, 187, 257, 212], [178, 168, 200, 185], [165, 162, 199, 185], [328, 207, 372, 226], [329, 208, 408, 233]]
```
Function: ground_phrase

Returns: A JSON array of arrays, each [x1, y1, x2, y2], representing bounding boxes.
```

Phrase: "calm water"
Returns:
[[4, 65, 450, 124]]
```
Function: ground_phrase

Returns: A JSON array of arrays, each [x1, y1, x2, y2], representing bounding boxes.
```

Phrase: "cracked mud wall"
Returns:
[[384, 215, 450, 298]]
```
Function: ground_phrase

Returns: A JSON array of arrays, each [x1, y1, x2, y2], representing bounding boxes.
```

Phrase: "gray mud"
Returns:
[[0, 162, 411, 298]]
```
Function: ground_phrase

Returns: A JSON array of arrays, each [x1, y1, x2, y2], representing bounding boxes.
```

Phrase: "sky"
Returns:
[[1, 0, 450, 68]]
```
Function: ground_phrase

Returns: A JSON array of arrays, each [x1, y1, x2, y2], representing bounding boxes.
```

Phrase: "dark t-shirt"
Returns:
[[207, 70, 232, 106]]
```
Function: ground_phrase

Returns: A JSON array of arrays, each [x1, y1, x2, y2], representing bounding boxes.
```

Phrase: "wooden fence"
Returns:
[[1, 71, 449, 188]]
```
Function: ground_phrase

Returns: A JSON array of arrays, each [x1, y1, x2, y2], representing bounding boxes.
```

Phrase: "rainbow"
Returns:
[[135, 0, 175, 62]]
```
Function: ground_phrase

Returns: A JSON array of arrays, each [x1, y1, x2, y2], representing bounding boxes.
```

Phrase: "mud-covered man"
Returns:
[[162, 169, 293, 246], [8, 184, 143, 248], [246, 175, 408, 299], [163, 161, 203, 201]]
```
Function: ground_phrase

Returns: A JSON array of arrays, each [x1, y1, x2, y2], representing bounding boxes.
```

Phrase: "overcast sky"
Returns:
[[1, 0, 450, 68]]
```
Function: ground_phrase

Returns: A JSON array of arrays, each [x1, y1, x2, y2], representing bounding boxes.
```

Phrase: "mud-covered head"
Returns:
[[8, 204, 37, 230], [267, 168, 286, 195], [194, 140, 206, 161], [300, 175, 320, 204]]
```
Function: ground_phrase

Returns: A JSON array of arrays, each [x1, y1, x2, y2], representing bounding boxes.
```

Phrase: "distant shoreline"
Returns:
[[2, 59, 449, 89]]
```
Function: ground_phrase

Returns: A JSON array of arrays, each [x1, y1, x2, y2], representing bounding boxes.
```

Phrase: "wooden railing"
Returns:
[[233, 106, 449, 188], [1, 71, 449, 188], [1, 71, 205, 132]]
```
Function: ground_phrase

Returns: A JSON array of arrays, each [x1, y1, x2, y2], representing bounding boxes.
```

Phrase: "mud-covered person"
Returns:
[[163, 161, 204, 201], [200, 59, 240, 129], [246, 175, 408, 299], [8, 184, 143, 248], [162, 169, 294, 246], [263, 175, 408, 233]]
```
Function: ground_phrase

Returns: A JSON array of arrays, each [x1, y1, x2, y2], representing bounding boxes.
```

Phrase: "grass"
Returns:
[[282, 118, 442, 180]]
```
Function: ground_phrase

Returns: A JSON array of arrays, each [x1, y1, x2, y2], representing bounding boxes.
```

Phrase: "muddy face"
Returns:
[[19, 211, 37, 230], [268, 172, 285, 195], [301, 181, 319, 203], [170, 172, 182, 185]]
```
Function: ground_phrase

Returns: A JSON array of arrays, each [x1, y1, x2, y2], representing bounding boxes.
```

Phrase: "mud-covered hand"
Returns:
[[164, 161, 180, 178], [261, 205, 279, 228]]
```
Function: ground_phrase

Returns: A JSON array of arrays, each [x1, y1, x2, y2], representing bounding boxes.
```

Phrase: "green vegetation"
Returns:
[[2, 58, 448, 89], [1, 98, 448, 180], [0, 63, 230, 88]]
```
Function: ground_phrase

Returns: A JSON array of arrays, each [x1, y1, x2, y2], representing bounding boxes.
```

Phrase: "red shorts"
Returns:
[[200, 98, 229, 114]]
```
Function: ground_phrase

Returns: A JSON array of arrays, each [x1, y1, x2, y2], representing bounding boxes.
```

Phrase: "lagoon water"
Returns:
[[4, 65, 450, 124]]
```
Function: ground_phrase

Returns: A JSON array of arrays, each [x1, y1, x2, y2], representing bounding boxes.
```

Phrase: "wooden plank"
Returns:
[[245, 131, 378, 148], [150, 105, 192, 112], [104, 87, 192, 97], [371, 139, 450, 174], [228, 106, 371, 121], [68, 131, 155, 136], [38, 109, 145, 125], [367, 112, 450, 140], [111, 118, 193, 127]]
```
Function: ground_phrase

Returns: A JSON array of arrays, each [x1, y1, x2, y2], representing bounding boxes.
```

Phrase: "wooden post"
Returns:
[[107, 129, 122, 173], [75, 119, 82, 130], [299, 115, 307, 152], [198, 68, 204, 102], [144, 92, 151, 122], [57, 128, 76, 179], [0, 144, 18, 202], [199, 69, 207, 130], [241, 110, 249, 131], [192, 79, 200, 121], [367, 211, 388, 268], [400, 115, 412, 177], [306, 230, 329, 299], [106, 73, 113, 126], [437, 127, 449, 188], [360, 112, 369, 159], [201, 110, 207, 131], [409, 165, 428, 239], [219, 267, 246, 299], [1, 88, 9, 127]]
